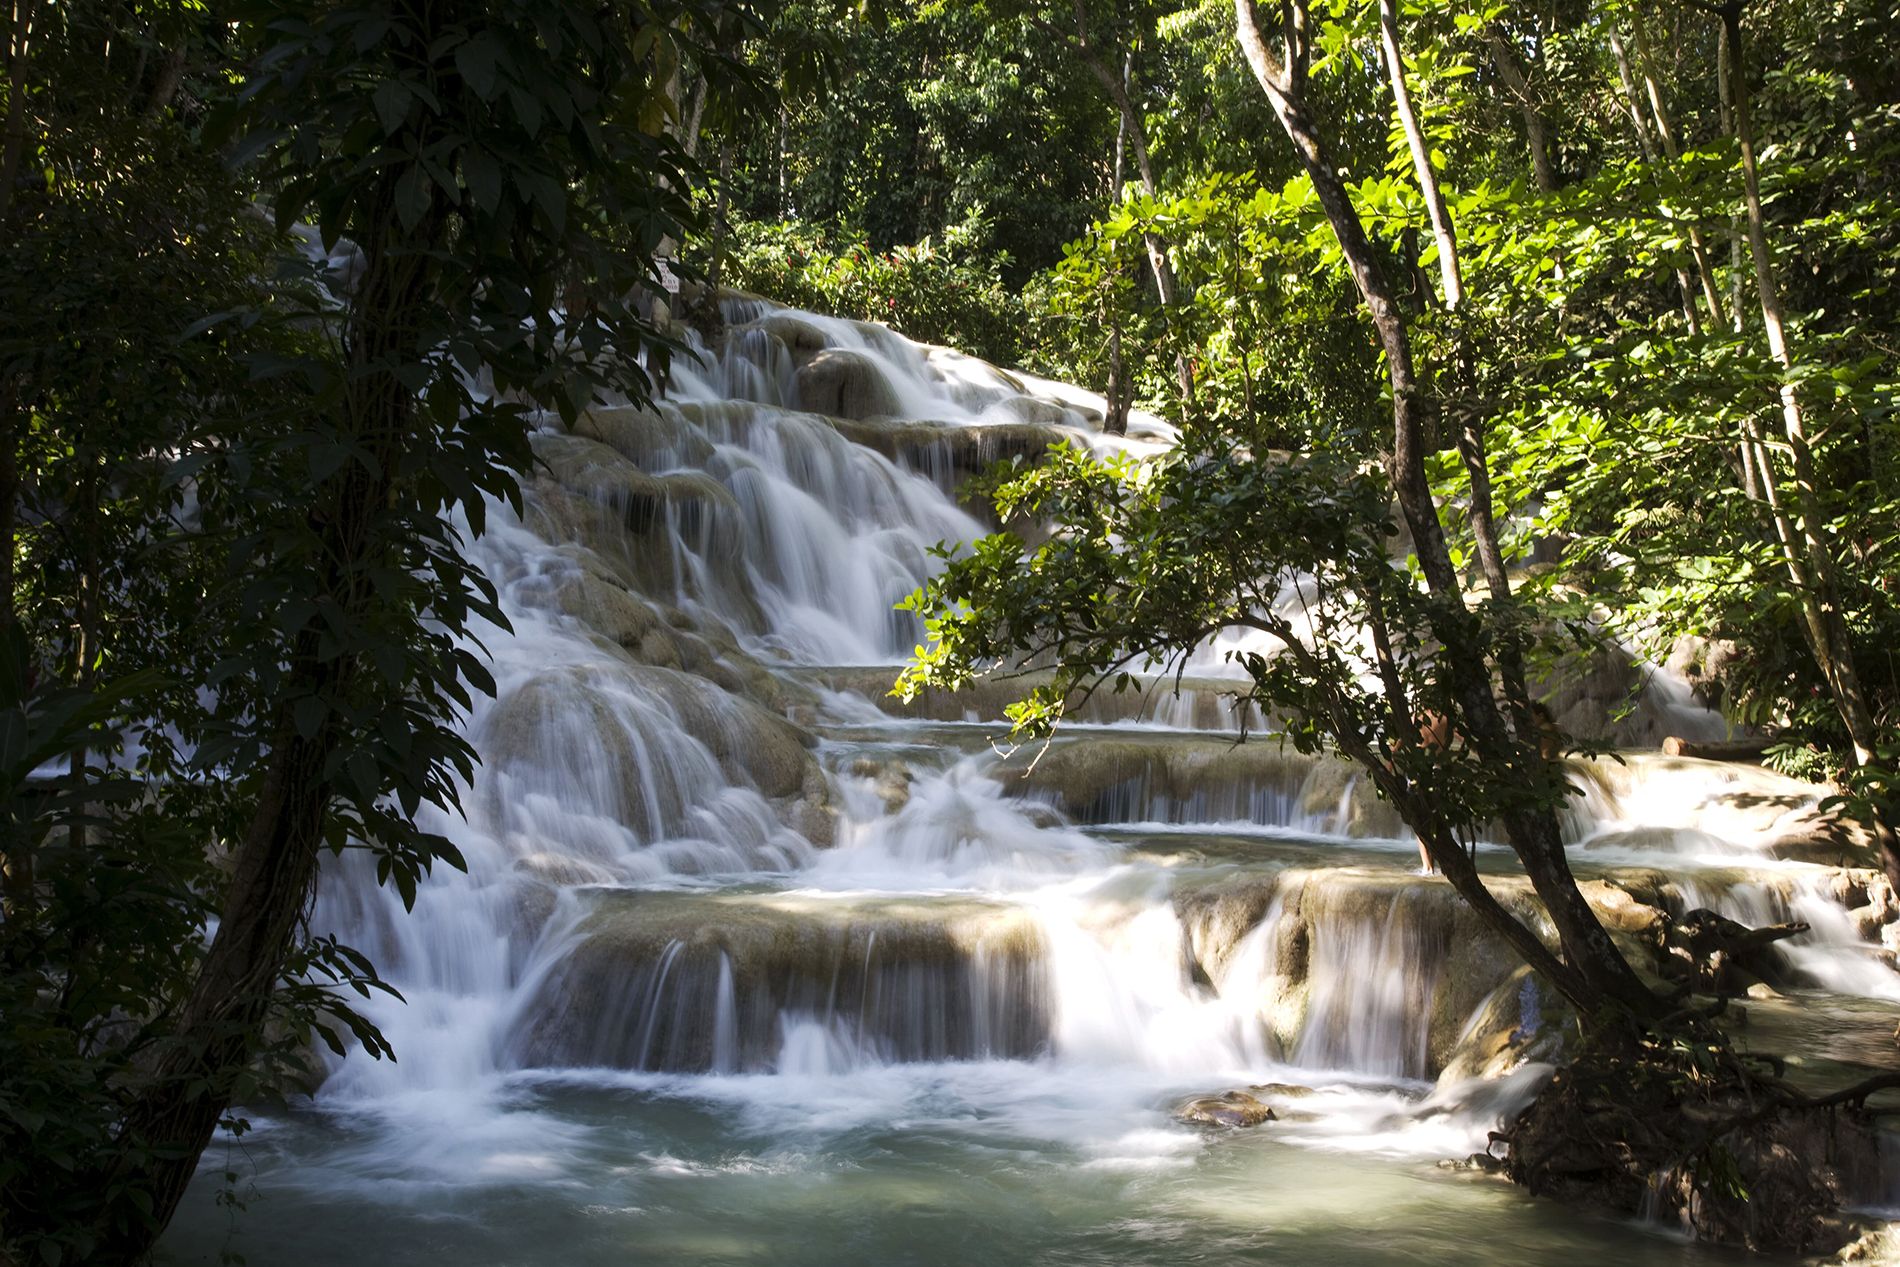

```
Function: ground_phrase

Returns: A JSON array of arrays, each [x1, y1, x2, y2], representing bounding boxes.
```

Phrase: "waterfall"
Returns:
[[165, 297, 1900, 1265]]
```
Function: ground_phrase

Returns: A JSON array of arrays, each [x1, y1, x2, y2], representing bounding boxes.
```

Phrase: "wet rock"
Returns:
[[513, 889, 1050, 1072], [507, 876, 560, 942], [804, 667, 1262, 731], [1766, 821, 1879, 868], [1181, 867, 1679, 1082], [794, 348, 902, 420], [756, 312, 830, 358], [1569, 753, 1837, 855], [513, 852, 618, 887], [1439, 967, 1571, 1083], [1664, 632, 1743, 711], [848, 756, 915, 815], [1249, 1082, 1316, 1099], [985, 395, 1073, 427], [478, 662, 825, 843], [573, 405, 715, 469], [1175, 1090, 1276, 1128], [531, 431, 741, 536], [1442, 1152, 1506, 1174], [993, 735, 1391, 836], [1534, 640, 1754, 750]]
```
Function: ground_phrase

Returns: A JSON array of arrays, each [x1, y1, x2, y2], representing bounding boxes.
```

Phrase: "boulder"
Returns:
[[757, 312, 832, 358], [794, 348, 902, 420], [573, 405, 715, 469], [1175, 1090, 1276, 1128], [477, 661, 825, 845], [992, 735, 1393, 836], [512, 889, 1049, 1072]]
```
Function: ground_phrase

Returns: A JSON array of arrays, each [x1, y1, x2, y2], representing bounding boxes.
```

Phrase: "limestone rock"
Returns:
[[794, 348, 901, 420], [513, 889, 1049, 1072], [757, 312, 831, 358], [848, 756, 915, 815], [1175, 1090, 1276, 1128], [573, 405, 715, 469]]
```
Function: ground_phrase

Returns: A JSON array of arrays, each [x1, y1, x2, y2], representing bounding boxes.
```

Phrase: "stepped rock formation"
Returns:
[[166, 296, 1900, 1266]]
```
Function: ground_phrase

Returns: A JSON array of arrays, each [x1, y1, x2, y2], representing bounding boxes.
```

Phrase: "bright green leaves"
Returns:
[[1036, 170, 1374, 444], [716, 219, 1026, 366]]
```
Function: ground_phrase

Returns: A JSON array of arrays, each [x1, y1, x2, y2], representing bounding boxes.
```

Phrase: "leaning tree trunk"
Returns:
[[1234, 0, 1658, 1018], [100, 170, 448, 1262]]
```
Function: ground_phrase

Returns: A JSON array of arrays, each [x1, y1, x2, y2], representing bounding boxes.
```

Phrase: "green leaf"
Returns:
[[462, 146, 502, 214], [394, 163, 431, 231], [455, 34, 503, 100], [372, 80, 411, 135]]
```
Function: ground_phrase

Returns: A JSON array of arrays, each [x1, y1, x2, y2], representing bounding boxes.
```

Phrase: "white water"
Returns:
[[163, 300, 1896, 1266]]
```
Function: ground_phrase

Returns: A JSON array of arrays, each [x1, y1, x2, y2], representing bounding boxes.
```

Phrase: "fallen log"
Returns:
[[1661, 735, 1770, 761]]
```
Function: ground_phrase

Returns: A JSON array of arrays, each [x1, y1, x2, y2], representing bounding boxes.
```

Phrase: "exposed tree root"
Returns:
[[1495, 1015, 1890, 1253]]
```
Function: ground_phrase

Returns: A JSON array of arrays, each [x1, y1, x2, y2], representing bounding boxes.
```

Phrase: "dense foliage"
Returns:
[[1, 1, 754, 1260], [713, 217, 1028, 365], [832, 0, 1899, 816]]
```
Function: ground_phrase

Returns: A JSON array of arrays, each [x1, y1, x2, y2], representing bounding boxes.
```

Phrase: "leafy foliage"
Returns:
[[0, 0, 755, 1259], [714, 216, 1027, 364]]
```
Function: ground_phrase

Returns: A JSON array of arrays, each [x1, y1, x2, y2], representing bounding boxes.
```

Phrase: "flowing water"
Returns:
[[160, 302, 1898, 1266]]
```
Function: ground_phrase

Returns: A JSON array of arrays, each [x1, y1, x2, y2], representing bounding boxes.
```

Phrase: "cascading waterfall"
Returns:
[[163, 299, 1900, 1267]]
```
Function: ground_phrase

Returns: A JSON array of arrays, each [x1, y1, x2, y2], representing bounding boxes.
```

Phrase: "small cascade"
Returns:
[[509, 889, 1052, 1073], [1673, 872, 1900, 1002], [992, 735, 1401, 839]]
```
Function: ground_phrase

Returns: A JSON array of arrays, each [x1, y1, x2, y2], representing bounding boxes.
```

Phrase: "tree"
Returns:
[[902, 0, 1899, 1243], [2, 1, 755, 1260], [1230, 0, 1654, 1013]]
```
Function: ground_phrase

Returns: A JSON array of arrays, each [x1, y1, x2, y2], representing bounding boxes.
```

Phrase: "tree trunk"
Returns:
[[1234, 0, 1657, 1019], [100, 169, 447, 1262], [142, 45, 187, 119], [1610, 29, 1702, 333], [1379, 0, 1461, 309], [1630, 7, 1726, 328], [1050, 5, 1195, 406], [682, 72, 708, 162], [0, 0, 42, 227], [1722, 5, 1880, 770], [1487, 31, 1554, 193], [1104, 82, 1129, 435]]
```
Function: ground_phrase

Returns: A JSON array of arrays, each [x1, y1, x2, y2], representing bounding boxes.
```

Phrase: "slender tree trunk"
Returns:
[[1104, 80, 1129, 435], [1046, 4, 1195, 406], [1630, 7, 1726, 328], [0, 0, 35, 917], [682, 72, 707, 162], [1381, 0, 1532, 733], [1723, 4, 1880, 770], [1234, 0, 1657, 1018], [0, 379, 16, 639], [1487, 32, 1554, 193], [1379, 0, 1461, 309], [0, 0, 42, 227], [775, 100, 787, 217], [1611, 30, 1703, 333], [142, 45, 186, 119], [1717, 22, 1747, 333]]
